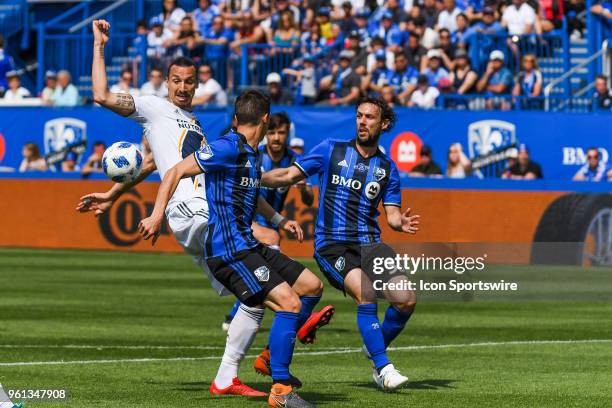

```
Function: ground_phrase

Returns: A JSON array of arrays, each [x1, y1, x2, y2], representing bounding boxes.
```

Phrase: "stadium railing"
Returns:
[[468, 27, 571, 99], [587, 0, 612, 86], [437, 94, 595, 112], [36, 0, 146, 93]]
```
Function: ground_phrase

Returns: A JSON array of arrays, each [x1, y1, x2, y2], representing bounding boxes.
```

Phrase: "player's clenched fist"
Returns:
[[92, 19, 110, 45]]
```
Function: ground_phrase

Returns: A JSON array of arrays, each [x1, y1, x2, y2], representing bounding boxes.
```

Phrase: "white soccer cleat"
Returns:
[[372, 364, 409, 391]]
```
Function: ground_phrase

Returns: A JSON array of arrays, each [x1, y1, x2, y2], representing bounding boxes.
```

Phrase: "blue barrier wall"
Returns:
[[0, 107, 611, 181]]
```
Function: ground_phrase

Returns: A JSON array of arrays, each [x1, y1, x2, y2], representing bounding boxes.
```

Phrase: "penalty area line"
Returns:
[[0, 339, 610, 367]]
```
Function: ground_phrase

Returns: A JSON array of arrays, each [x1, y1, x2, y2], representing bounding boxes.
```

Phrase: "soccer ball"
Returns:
[[102, 142, 143, 183]]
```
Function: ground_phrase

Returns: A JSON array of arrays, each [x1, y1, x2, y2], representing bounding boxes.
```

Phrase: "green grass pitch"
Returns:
[[1, 248, 611, 407]]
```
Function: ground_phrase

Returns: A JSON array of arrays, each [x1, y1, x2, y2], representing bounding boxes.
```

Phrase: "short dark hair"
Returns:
[[439, 28, 450, 36], [234, 90, 270, 126], [587, 147, 600, 158], [167, 57, 197, 77], [269, 112, 291, 131], [356, 97, 397, 133], [121, 69, 133, 77], [596, 74, 608, 82], [136, 19, 147, 29], [371, 36, 385, 46], [0, 35, 4, 49], [199, 63, 214, 77], [150, 66, 164, 75], [394, 51, 407, 60], [93, 141, 106, 147]]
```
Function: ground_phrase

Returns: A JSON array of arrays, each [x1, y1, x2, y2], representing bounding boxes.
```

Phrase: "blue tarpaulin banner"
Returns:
[[0, 107, 610, 181]]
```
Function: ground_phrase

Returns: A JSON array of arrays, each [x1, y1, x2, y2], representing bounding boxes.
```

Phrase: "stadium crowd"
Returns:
[[1, 0, 611, 110]]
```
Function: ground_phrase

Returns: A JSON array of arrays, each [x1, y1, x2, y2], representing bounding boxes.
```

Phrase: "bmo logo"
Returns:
[[240, 177, 260, 188], [390, 132, 423, 172], [331, 174, 362, 190], [562, 147, 609, 165]]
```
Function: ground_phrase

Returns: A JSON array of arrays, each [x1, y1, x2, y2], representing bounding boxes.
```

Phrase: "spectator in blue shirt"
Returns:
[[192, 0, 220, 36], [52, 70, 80, 107], [301, 23, 327, 56], [573, 147, 612, 181], [477, 50, 513, 110], [201, 15, 234, 60], [389, 51, 419, 103], [365, 49, 393, 95], [0, 35, 15, 94], [593, 75, 612, 110], [422, 49, 450, 88], [369, 11, 405, 52], [353, 8, 372, 48], [459, 7, 504, 58], [591, 0, 612, 37]]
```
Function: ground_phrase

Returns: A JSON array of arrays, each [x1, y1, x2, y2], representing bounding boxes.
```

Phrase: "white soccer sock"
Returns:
[[214, 304, 265, 388]]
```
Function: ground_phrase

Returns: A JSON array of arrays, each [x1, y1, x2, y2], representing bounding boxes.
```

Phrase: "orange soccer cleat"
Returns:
[[254, 347, 302, 388], [297, 305, 335, 344], [209, 377, 267, 397], [268, 383, 315, 408]]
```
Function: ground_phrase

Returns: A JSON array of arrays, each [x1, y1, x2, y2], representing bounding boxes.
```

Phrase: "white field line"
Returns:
[[0, 339, 610, 367]]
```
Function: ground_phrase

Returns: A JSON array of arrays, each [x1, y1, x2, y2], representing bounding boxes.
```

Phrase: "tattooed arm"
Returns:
[[92, 19, 136, 117]]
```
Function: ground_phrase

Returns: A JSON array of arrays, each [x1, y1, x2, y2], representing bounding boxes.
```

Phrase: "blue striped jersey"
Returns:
[[294, 139, 401, 250], [253, 146, 300, 230], [194, 130, 261, 259]]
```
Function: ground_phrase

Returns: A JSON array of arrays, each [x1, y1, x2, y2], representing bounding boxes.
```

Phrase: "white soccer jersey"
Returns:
[[128, 95, 228, 295], [128, 95, 207, 211]]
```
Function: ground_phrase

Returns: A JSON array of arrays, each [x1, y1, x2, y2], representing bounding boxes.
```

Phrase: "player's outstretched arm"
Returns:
[[138, 155, 202, 244], [260, 165, 305, 188], [385, 206, 420, 234], [91, 19, 136, 117], [76, 154, 157, 216]]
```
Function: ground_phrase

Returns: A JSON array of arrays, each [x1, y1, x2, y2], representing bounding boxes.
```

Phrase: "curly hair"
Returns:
[[356, 97, 397, 133]]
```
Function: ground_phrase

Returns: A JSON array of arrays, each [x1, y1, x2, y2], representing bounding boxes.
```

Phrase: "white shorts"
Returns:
[[166, 197, 230, 296]]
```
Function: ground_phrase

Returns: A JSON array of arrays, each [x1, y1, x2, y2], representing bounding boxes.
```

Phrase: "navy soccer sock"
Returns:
[[357, 303, 390, 371], [381, 305, 413, 348], [297, 296, 321, 328], [269, 311, 300, 382]]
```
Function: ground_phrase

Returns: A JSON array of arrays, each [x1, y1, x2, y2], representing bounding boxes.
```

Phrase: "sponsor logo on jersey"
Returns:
[[335, 256, 345, 271], [365, 181, 381, 200], [331, 174, 362, 190], [245, 160, 252, 168], [239, 177, 260, 188], [197, 145, 213, 161], [254, 266, 270, 282], [337, 159, 349, 168]]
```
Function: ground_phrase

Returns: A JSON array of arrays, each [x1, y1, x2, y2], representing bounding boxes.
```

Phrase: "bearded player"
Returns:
[[261, 97, 420, 391]]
